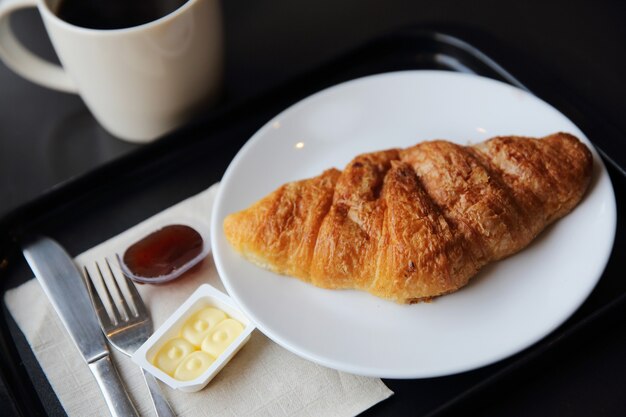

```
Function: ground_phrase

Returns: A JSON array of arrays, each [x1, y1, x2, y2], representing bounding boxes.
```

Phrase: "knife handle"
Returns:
[[89, 356, 139, 417]]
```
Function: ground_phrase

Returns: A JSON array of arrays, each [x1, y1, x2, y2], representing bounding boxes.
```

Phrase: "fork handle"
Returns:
[[142, 369, 177, 417], [89, 355, 140, 417]]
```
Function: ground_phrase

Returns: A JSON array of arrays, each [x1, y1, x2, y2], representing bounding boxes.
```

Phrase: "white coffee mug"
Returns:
[[0, 0, 222, 142]]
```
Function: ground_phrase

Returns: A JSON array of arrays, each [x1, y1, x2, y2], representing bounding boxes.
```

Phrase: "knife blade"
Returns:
[[23, 236, 139, 417]]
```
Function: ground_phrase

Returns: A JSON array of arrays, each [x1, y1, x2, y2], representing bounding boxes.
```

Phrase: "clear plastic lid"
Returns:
[[119, 219, 211, 284]]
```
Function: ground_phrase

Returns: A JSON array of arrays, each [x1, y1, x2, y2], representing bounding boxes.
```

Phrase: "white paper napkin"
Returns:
[[4, 184, 392, 417]]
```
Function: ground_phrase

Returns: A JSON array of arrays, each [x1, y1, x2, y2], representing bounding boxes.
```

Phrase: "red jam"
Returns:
[[121, 224, 204, 283]]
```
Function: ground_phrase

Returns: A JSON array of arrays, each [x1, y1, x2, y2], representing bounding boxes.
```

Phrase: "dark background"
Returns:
[[1, 0, 625, 416], [2, 0, 626, 218]]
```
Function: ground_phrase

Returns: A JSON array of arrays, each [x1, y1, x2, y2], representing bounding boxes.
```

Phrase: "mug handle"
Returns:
[[0, 0, 77, 93]]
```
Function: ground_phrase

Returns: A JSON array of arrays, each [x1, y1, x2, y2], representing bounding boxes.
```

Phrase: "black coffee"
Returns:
[[55, 0, 188, 30]]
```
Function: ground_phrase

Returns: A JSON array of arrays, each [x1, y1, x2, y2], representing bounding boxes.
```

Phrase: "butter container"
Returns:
[[132, 284, 255, 392]]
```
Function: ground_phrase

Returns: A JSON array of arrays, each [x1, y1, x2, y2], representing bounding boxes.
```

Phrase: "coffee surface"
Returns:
[[56, 0, 188, 30]]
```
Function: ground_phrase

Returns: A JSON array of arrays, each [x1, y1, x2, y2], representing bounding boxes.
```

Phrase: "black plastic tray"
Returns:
[[1, 27, 625, 417]]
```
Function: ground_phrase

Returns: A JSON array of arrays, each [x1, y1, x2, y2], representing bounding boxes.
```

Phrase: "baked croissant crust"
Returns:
[[223, 133, 593, 303]]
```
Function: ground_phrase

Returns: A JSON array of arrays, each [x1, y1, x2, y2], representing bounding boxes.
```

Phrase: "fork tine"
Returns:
[[105, 258, 132, 320], [95, 262, 126, 324], [84, 267, 116, 330], [115, 255, 149, 318], [108, 256, 139, 318], [124, 276, 149, 318]]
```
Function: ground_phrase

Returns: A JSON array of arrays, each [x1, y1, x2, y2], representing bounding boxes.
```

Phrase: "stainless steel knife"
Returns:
[[23, 236, 139, 417]]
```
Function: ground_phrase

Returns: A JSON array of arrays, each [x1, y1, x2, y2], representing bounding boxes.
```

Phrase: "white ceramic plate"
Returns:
[[211, 70, 616, 378]]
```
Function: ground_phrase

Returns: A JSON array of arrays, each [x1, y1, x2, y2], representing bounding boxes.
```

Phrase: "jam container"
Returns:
[[132, 284, 255, 392], [119, 219, 211, 284]]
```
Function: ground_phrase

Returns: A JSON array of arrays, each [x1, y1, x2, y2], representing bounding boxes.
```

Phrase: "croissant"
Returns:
[[223, 133, 593, 303]]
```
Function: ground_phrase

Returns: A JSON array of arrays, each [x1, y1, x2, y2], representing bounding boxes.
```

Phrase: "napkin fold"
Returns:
[[4, 184, 392, 417]]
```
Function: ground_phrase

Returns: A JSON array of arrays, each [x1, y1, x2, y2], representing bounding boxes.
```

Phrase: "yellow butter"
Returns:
[[174, 351, 215, 381], [152, 338, 195, 376], [181, 307, 227, 346], [152, 305, 246, 382], [201, 318, 244, 357]]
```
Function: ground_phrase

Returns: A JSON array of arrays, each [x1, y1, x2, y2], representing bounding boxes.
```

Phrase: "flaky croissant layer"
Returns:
[[224, 133, 593, 303]]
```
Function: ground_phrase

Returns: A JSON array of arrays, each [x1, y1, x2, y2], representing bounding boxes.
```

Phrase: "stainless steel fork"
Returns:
[[84, 258, 176, 417]]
